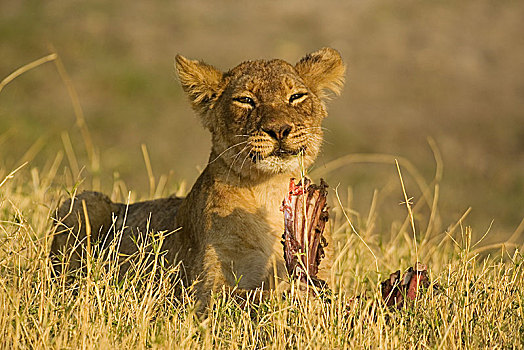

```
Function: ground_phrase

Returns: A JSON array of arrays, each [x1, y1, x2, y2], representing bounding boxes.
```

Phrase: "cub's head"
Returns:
[[175, 48, 345, 179]]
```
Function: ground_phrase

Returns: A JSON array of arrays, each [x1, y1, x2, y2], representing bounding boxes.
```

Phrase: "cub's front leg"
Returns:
[[194, 240, 282, 308]]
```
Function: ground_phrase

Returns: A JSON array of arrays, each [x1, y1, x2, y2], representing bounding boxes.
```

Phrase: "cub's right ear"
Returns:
[[175, 55, 224, 118]]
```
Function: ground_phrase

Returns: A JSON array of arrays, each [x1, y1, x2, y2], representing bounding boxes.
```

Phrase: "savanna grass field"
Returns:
[[1, 1, 523, 348]]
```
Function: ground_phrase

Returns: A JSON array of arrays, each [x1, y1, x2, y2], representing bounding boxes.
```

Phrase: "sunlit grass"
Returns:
[[0, 155, 522, 348]]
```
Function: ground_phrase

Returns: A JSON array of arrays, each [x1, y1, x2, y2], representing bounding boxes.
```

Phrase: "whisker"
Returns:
[[208, 140, 249, 165], [226, 143, 251, 180], [299, 126, 328, 131], [239, 149, 252, 173], [320, 138, 333, 146], [298, 126, 331, 135], [230, 142, 251, 162], [301, 130, 324, 139]]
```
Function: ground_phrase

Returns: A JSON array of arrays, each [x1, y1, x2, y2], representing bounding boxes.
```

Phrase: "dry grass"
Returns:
[[0, 148, 523, 348]]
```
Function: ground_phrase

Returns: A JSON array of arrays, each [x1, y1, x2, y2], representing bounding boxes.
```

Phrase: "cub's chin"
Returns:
[[253, 155, 306, 175]]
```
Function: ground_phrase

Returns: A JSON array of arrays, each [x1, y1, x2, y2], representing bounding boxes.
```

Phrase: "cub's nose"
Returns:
[[262, 123, 292, 141]]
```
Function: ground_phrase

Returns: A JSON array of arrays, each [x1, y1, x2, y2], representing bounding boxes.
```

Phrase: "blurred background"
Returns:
[[1, 0, 523, 241]]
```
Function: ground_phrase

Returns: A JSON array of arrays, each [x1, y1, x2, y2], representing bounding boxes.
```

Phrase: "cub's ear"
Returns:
[[295, 48, 346, 100], [175, 55, 224, 116]]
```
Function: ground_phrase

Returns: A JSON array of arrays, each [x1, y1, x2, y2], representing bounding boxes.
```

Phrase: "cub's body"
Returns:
[[51, 48, 345, 305]]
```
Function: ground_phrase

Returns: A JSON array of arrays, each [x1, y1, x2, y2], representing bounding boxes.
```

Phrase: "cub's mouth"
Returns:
[[270, 145, 306, 157], [249, 145, 306, 163]]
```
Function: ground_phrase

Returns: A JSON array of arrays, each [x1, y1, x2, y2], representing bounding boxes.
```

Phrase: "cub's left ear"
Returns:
[[295, 47, 346, 99]]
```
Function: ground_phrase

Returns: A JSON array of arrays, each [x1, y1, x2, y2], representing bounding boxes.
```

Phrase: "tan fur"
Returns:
[[50, 48, 345, 305]]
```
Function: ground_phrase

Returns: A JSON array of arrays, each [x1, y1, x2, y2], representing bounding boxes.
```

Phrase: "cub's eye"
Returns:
[[289, 93, 307, 104], [233, 96, 255, 107]]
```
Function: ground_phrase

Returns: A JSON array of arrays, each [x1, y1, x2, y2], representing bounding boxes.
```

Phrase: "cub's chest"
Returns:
[[206, 177, 290, 251], [251, 181, 289, 240]]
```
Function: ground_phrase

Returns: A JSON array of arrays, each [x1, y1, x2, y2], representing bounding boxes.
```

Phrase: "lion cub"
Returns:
[[51, 48, 345, 304]]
